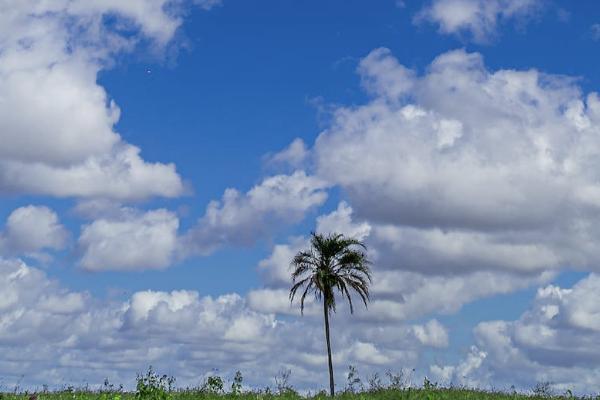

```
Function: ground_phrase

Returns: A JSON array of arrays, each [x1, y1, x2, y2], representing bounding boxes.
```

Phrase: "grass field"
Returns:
[[0, 368, 595, 400], [0, 387, 598, 400]]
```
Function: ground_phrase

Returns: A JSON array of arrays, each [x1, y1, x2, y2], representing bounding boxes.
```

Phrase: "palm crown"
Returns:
[[290, 232, 372, 314]]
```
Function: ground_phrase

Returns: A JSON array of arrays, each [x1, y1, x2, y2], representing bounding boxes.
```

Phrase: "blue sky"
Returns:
[[3, 0, 600, 394]]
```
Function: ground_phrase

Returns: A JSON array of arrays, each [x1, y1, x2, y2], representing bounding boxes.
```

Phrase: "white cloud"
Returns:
[[247, 288, 304, 316], [2, 146, 183, 200], [430, 346, 488, 388], [0, 257, 443, 391], [372, 225, 560, 274], [351, 342, 393, 365], [74, 171, 327, 271], [0, 59, 120, 166], [310, 48, 600, 276], [78, 208, 179, 271], [316, 201, 371, 241], [255, 203, 553, 324], [257, 237, 307, 288], [266, 138, 310, 169], [415, 0, 541, 43], [412, 320, 449, 348], [73, 198, 132, 220], [431, 274, 600, 394], [180, 171, 328, 256], [0, 257, 278, 388], [254, 202, 370, 290], [0, 0, 223, 200], [358, 48, 415, 100], [0, 205, 68, 256]]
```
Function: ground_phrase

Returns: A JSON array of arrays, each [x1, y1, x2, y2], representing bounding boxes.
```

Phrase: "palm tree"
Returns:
[[289, 232, 372, 397]]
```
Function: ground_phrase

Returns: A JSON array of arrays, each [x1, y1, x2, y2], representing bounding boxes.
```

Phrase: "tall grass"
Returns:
[[0, 367, 598, 400], [1, 387, 598, 400]]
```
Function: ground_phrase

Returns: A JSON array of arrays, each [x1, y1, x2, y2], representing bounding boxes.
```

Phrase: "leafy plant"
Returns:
[[274, 369, 293, 395], [366, 373, 383, 392], [385, 370, 405, 390], [135, 366, 175, 400], [532, 381, 553, 398], [101, 378, 122, 394], [230, 371, 243, 395], [423, 377, 438, 391], [202, 376, 224, 394], [345, 365, 363, 393]]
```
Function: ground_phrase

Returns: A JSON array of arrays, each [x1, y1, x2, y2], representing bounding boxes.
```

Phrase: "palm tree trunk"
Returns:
[[323, 299, 335, 397]]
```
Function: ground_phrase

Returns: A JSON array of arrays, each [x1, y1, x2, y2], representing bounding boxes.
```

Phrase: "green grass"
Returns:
[[0, 387, 597, 400], [0, 368, 595, 400]]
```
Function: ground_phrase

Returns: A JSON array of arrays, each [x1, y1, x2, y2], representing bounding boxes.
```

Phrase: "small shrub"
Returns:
[[274, 369, 294, 394], [366, 373, 383, 392], [230, 371, 243, 395], [345, 365, 363, 393], [385, 370, 404, 390], [135, 366, 175, 400], [423, 377, 438, 390], [101, 378, 123, 394], [202, 376, 224, 394], [532, 381, 553, 398]]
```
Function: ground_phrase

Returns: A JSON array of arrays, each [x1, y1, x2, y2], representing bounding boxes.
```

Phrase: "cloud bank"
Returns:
[[0, 257, 444, 390], [314, 47, 600, 276], [433, 274, 600, 394]]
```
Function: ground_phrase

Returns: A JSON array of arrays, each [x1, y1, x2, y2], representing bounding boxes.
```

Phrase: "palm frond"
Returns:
[[289, 231, 372, 316], [336, 279, 354, 314], [290, 276, 312, 301]]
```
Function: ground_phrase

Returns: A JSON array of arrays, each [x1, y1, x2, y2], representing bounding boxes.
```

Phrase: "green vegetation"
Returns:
[[1, 385, 598, 400], [290, 232, 372, 397], [0, 368, 597, 400]]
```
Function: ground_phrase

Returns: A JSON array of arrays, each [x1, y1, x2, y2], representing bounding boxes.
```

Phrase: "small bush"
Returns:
[[230, 372, 243, 395], [366, 373, 383, 392], [533, 381, 553, 398], [345, 365, 363, 393], [201, 376, 224, 394], [274, 369, 296, 396], [422, 377, 438, 391], [135, 366, 175, 400]]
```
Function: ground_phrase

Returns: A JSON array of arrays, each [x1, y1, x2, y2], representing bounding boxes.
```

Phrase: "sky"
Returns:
[[3, 0, 600, 395]]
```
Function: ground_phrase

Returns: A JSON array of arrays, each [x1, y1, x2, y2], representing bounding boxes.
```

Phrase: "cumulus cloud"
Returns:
[[247, 50, 600, 384], [431, 274, 600, 394], [253, 202, 553, 322], [0, 205, 68, 257], [415, 0, 541, 43], [0, 0, 222, 200], [310, 47, 600, 276], [265, 138, 310, 169], [74, 171, 327, 271], [253, 202, 369, 291], [366, 270, 552, 322], [412, 320, 449, 348], [78, 208, 179, 271], [316, 201, 371, 241], [0, 257, 444, 390], [180, 171, 328, 256]]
